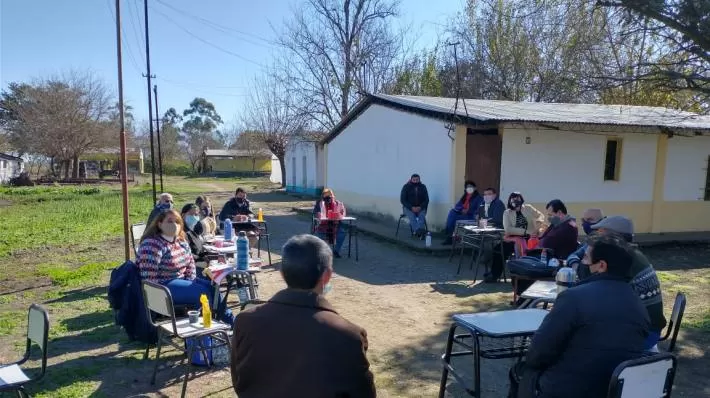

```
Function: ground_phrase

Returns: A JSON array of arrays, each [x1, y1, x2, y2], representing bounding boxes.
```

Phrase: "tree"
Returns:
[[242, 73, 306, 187], [277, 0, 403, 129], [596, 0, 710, 106], [158, 108, 184, 161], [385, 51, 443, 96], [0, 72, 114, 178], [232, 129, 271, 174], [181, 98, 224, 171]]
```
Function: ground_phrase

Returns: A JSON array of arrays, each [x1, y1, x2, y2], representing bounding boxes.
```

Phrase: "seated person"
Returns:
[[196, 195, 218, 235], [566, 208, 605, 270], [180, 203, 205, 257], [146, 192, 173, 226], [230, 235, 375, 397], [400, 173, 429, 238], [581, 216, 667, 351], [219, 187, 258, 247], [511, 234, 650, 398], [487, 192, 544, 283], [442, 181, 482, 245], [313, 188, 347, 258], [137, 209, 233, 324], [477, 187, 505, 228], [537, 199, 579, 259]]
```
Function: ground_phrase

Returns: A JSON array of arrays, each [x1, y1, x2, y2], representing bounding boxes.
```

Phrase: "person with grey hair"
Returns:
[[230, 234, 376, 398], [146, 192, 173, 226]]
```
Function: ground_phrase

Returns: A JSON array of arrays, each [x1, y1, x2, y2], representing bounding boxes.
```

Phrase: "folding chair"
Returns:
[[0, 304, 50, 397], [607, 352, 677, 398], [141, 281, 232, 398], [395, 210, 429, 238], [659, 292, 686, 352], [131, 223, 146, 258]]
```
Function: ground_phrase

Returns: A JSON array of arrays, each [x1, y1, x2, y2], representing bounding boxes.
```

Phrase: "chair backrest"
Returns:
[[661, 292, 686, 352], [26, 304, 50, 378], [234, 270, 258, 300], [607, 352, 676, 398], [131, 223, 146, 257], [141, 281, 178, 334]]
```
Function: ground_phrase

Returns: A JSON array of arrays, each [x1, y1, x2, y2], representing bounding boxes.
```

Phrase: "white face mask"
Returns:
[[483, 195, 494, 204], [323, 281, 333, 295], [465, 187, 475, 194], [161, 221, 179, 237]]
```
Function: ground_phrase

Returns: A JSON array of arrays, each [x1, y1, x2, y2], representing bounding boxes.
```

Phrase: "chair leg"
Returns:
[[265, 234, 272, 266], [396, 218, 402, 237], [144, 344, 150, 360], [456, 242, 466, 274], [151, 331, 164, 385], [438, 324, 457, 398], [182, 344, 193, 398]]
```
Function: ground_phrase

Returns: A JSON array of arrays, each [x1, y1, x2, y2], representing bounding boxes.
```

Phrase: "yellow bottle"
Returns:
[[199, 294, 212, 328], [257, 208, 264, 222]]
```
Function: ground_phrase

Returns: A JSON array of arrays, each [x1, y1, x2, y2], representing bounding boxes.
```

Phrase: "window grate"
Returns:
[[704, 155, 710, 201], [604, 138, 622, 181]]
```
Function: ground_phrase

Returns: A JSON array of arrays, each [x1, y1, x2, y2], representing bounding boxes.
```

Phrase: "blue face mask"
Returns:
[[323, 281, 333, 295], [185, 215, 200, 230], [158, 202, 172, 211], [582, 221, 594, 235]]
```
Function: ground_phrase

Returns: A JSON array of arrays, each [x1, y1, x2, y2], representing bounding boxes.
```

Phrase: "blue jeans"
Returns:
[[403, 208, 427, 233], [317, 223, 347, 253], [446, 209, 475, 235], [162, 278, 234, 325], [644, 329, 662, 350]]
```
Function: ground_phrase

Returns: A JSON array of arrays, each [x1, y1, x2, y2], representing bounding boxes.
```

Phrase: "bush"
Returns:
[[8, 172, 34, 187], [145, 160, 195, 176]]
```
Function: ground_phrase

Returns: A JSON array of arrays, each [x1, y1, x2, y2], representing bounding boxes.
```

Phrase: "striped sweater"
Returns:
[[137, 236, 196, 283]]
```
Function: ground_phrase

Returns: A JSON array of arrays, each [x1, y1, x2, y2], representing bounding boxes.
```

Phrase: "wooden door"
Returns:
[[465, 132, 502, 192]]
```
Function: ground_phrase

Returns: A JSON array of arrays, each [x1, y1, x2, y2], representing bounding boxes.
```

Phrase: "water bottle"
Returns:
[[237, 285, 250, 304], [425, 232, 432, 247], [236, 231, 249, 271], [556, 267, 577, 294], [223, 219, 233, 241], [540, 248, 548, 265]]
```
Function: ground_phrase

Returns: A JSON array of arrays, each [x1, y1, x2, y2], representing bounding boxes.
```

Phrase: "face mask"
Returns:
[[548, 215, 562, 225], [411, 180, 420, 185], [185, 215, 200, 230], [323, 196, 333, 204], [158, 202, 172, 211], [511, 199, 521, 208], [201, 207, 211, 218], [483, 195, 494, 204], [582, 221, 594, 235], [577, 263, 592, 280], [323, 281, 333, 295], [465, 187, 475, 194], [161, 221, 179, 237], [236, 197, 245, 204]]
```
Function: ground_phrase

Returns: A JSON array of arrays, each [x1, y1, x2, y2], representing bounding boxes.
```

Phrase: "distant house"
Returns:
[[201, 149, 274, 176], [285, 133, 326, 196], [80, 148, 144, 176], [322, 94, 710, 233], [0, 152, 24, 183]]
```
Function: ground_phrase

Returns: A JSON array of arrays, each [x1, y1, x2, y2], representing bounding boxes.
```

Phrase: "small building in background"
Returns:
[[201, 149, 273, 176], [0, 152, 24, 183], [285, 133, 326, 196], [81, 148, 144, 177], [270, 154, 283, 185]]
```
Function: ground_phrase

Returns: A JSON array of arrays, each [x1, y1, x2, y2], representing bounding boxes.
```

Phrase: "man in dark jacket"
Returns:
[[400, 173, 430, 237], [538, 199, 579, 259], [231, 234, 375, 398], [514, 234, 650, 398], [477, 187, 505, 228], [219, 187, 258, 241]]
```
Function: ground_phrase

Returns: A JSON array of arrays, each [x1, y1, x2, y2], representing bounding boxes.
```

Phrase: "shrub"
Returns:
[[8, 172, 34, 187]]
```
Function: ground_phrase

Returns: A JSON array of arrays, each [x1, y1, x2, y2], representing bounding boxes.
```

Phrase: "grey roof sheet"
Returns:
[[204, 149, 272, 157], [375, 94, 710, 131]]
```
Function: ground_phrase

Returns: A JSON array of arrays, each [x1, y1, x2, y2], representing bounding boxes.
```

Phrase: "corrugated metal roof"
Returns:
[[375, 94, 710, 131], [203, 149, 272, 157]]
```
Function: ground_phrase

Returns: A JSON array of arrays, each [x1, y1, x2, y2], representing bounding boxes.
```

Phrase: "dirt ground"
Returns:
[[1, 189, 709, 397]]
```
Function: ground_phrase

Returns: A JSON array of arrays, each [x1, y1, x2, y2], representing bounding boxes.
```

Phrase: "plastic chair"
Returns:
[[395, 211, 429, 238], [0, 304, 50, 397], [659, 292, 686, 352], [141, 281, 232, 398], [607, 352, 677, 398], [131, 223, 146, 257]]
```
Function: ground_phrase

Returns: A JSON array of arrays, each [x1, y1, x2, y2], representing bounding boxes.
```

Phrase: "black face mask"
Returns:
[[323, 197, 333, 204], [201, 208, 211, 217], [236, 197, 246, 205], [510, 199, 521, 208], [577, 263, 592, 281]]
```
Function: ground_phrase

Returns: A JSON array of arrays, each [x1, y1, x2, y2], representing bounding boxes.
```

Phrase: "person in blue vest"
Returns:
[[442, 181, 483, 245]]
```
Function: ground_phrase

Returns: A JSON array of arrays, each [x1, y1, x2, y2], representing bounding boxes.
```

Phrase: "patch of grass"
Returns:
[[0, 310, 24, 335], [685, 309, 710, 331], [657, 271, 681, 283], [35, 381, 104, 398], [36, 262, 117, 287]]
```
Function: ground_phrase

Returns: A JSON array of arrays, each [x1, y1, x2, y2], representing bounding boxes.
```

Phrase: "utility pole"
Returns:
[[143, 0, 157, 203], [114, 0, 131, 261], [153, 84, 164, 192]]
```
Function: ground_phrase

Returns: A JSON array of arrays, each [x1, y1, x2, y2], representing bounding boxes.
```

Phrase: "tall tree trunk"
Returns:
[[278, 153, 286, 188], [72, 155, 79, 178], [63, 160, 70, 179]]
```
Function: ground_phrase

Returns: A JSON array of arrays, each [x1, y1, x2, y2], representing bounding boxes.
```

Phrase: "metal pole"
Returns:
[[153, 84, 164, 192], [143, 0, 157, 203], [115, 0, 131, 261]]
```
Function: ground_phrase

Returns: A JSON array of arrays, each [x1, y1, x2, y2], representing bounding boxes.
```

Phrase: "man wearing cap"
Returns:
[[400, 174, 430, 237], [578, 215, 667, 351]]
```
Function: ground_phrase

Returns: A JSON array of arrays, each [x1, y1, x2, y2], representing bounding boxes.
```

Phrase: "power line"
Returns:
[[127, 0, 146, 64], [105, 0, 143, 75], [153, 0, 277, 48], [155, 76, 248, 90], [148, 4, 267, 69]]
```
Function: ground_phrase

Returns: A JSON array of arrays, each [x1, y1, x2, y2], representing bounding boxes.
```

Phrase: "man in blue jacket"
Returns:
[[477, 187, 505, 228], [512, 234, 649, 398]]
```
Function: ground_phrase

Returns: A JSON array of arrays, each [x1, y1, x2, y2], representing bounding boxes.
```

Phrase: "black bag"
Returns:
[[507, 256, 557, 279]]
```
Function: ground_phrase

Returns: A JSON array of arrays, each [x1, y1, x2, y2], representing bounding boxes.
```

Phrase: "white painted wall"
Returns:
[[326, 104, 453, 224], [0, 158, 23, 183], [664, 135, 710, 201], [270, 155, 282, 184], [500, 128, 658, 203], [285, 140, 323, 192]]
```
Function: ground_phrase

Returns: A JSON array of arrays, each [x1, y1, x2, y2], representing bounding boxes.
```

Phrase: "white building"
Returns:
[[285, 135, 326, 196], [322, 94, 710, 233], [0, 153, 24, 183]]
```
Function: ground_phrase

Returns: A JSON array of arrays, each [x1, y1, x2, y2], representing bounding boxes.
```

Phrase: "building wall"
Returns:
[[661, 135, 710, 232], [285, 141, 323, 196], [0, 159, 22, 183], [270, 156, 282, 184], [500, 127, 659, 233], [207, 157, 271, 172], [326, 104, 454, 228]]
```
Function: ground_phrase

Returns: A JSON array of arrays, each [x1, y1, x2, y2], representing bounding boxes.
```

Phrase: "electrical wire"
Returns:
[[105, 0, 143, 75], [156, 76, 247, 90], [127, 0, 147, 65]]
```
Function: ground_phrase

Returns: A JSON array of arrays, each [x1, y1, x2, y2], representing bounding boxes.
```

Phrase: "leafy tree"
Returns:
[[386, 52, 443, 96], [181, 98, 224, 171]]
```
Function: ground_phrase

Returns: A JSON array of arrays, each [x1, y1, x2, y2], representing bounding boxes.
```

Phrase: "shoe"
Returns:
[[483, 275, 499, 283], [333, 251, 341, 258], [442, 237, 453, 245]]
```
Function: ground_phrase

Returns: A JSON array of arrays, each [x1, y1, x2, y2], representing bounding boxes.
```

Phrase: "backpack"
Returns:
[[507, 256, 557, 279]]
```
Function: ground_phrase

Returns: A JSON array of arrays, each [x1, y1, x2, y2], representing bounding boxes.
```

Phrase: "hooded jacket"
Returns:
[[400, 182, 429, 211]]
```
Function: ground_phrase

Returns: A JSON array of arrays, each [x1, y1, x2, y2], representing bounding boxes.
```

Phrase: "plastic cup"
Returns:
[[188, 311, 199, 324], [479, 219, 488, 228]]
